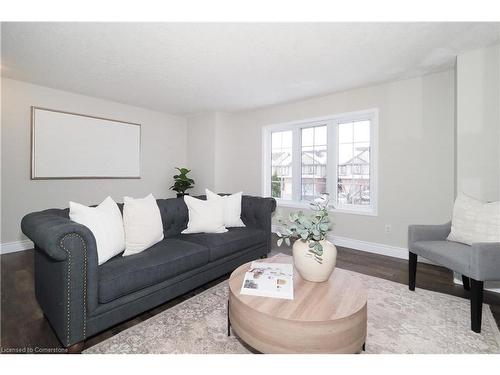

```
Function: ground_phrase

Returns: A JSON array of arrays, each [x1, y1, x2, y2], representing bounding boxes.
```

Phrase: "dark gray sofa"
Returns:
[[21, 195, 276, 352]]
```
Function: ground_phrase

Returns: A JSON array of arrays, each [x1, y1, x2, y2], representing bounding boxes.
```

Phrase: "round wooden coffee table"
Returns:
[[228, 254, 367, 353]]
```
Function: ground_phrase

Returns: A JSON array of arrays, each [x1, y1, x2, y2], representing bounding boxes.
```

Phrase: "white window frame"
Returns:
[[261, 108, 378, 216]]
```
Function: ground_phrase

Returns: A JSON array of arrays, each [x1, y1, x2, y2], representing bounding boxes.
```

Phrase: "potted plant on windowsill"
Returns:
[[170, 167, 195, 198], [277, 194, 336, 282]]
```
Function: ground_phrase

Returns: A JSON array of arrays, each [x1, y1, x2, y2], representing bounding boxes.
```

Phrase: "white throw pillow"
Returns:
[[182, 195, 228, 234], [69, 196, 125, 265], [206, 189, 246, 228], [122, 194, 164, 256], [447, 193, 500, 245]]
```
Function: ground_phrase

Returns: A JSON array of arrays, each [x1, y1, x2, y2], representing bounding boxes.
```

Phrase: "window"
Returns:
[[301, 126, 327, 202], [262, 109, 377, 215], [271, 130, 293, 200], [337, 120, 371, 207]]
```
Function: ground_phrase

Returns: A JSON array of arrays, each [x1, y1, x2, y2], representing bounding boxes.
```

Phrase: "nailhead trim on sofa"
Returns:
[[59, 233, 88, 346]]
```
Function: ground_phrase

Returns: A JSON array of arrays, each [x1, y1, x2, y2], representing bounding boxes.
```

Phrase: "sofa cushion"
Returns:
[[122, 194, 164, 257], [447, 193, 500, 245], [98, 238, 209, 303], [411, 240, 471, 276], [178, 227, 267, 261], [182, 195, 228, 234]]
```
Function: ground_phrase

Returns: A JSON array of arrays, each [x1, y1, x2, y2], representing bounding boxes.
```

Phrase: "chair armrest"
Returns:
[[408, 222, 451, 248], [469, 242, 500, 281], [21, 209, 99, 347]]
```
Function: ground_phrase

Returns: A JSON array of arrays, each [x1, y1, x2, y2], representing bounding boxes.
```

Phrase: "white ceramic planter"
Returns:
[[292, 239, 337, 282]]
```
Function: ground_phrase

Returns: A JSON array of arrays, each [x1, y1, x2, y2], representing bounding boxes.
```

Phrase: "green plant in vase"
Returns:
[[170, 167, 195, 197], [277, 194, 337, 282]]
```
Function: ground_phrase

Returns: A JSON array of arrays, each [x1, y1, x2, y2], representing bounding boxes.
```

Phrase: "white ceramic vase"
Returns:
[[292, 239, 337, 282]]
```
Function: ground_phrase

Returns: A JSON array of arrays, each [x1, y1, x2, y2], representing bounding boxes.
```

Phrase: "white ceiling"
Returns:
[[2, 22, 500, 115]]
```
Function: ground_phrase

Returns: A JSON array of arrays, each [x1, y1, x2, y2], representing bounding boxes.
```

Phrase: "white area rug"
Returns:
[[85, 269, 500, 354]]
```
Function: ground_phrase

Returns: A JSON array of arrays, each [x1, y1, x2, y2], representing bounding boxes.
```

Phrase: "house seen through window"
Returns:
[[265, 109, 377, 215]]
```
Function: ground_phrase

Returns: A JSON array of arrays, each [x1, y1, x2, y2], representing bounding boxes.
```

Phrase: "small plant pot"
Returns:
[[292, 239, 337, 282], [176, 193, 189, 198]]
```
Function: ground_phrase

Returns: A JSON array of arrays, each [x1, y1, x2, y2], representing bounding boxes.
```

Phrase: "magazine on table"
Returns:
[[240, 261, 294, 300]]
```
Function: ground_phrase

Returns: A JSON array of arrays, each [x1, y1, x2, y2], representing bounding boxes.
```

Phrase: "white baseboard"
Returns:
[[272, 225, 499, 293], [4, 229, 499, 293], [328, 234, 407, 259], [272, 224, 435, 264], [0, 240, 34, 255], [453, 273, 500, 294], [329, 234, 436, 265]]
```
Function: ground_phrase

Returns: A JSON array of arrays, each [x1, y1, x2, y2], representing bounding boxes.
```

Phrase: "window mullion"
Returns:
[[292, 127, 302, 202], [327, 120, 338, 205], [262, 128, 271, 196]]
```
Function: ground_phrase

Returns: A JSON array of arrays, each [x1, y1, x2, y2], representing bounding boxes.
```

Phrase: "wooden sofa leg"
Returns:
[[470, 279, 484, 333], [409, 252, 417, 291], [462, 275, 470, 291], [67, 341, 85, 354]]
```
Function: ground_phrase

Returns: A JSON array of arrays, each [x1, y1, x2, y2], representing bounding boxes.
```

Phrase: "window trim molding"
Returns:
[[262, 108, 379, 216]]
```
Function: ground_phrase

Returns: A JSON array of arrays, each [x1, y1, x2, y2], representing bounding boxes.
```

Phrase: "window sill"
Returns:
[[275, 199, 378, 217]]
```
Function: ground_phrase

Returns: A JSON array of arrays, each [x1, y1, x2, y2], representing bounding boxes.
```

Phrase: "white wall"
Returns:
[[456, 44, 500, 202], [214, 111, 234, 193], [186, 112, 217, 195], [213, 71, 456, 249], [1, 78, 187, 245], [186, 111, 234, 195], [2, 72, 457, 252]]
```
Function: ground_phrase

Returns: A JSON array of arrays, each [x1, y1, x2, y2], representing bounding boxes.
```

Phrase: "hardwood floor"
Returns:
[[1, 237, 499, 353]]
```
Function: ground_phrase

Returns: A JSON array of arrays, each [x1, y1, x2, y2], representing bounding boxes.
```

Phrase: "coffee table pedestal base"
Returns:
[[228, 293, 367, 354]]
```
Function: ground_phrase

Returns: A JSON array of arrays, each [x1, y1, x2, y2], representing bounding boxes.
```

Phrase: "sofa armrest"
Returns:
[[469, 242, 500, 281], [240, 196, 276, 253], [22, 209, 96, 261], [21, 209, 99, 347], [240, 196, 276, 231], [408, 222, 451, 248]]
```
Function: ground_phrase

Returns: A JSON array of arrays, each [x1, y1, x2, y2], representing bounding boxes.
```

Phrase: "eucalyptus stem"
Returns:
[[276, 194, 333, 263]]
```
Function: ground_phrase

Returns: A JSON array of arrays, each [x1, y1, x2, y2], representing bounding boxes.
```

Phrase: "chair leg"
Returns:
[[409, 252, 417, 291], [470, 279, 484, 333], [462, 275, 470, 291], [227, 299, 231, 337]]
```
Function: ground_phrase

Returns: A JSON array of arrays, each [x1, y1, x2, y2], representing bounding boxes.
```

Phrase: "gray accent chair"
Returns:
[[21, 194, 276, 353], [408, 221, 500, 333]]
